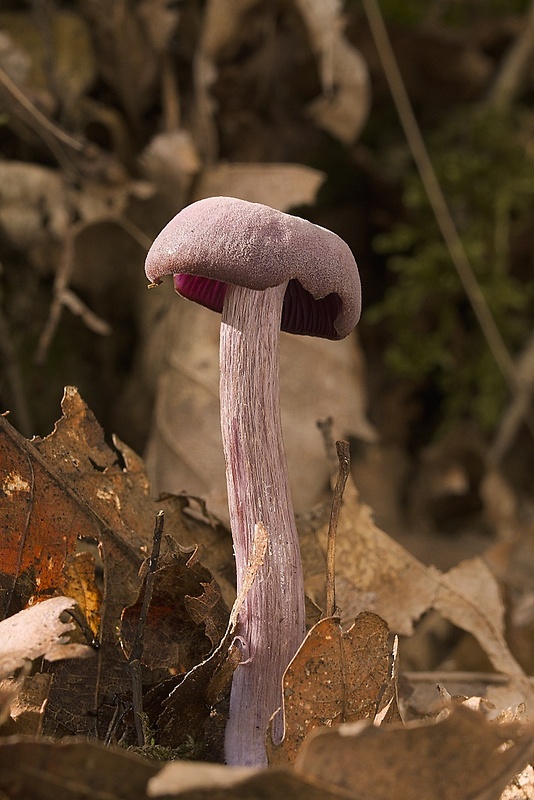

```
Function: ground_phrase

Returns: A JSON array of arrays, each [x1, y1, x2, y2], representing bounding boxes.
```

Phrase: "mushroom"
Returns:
[[145, 196, 361, 766]]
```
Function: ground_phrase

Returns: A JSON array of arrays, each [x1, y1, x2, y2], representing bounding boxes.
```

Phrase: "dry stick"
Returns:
[[487, 0, 534, 111], [129, 510, 165, 747], [324, 440, 351, 619], [0, 64, 86, 175], [490, 332, 534, 462], [362, 0, 534, 442]]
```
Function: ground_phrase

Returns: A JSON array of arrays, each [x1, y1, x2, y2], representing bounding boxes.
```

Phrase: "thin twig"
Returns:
[[362, 0, 534, 440], [490, 331, 534, 462], [324, 440, 351, 619], [487, 0, 534, 111], [0, 64, 86, 154], [129, 510, 165, 747]]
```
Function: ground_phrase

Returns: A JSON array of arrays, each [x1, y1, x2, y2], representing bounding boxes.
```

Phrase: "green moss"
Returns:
[[366, 108, 534, 432]]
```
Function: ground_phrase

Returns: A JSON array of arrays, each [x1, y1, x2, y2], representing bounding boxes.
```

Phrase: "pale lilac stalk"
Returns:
[[220, 282, 305, 765]]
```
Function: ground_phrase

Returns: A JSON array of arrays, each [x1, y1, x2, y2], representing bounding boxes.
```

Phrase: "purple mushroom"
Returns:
[[145, 196, 361, 766]]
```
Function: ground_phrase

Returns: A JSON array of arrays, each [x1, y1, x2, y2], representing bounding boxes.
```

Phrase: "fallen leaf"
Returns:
[[268, 611, 399, 767], [0, 387, 231, 738], [0, 161, 69, 253], [149, 523, 268, 758], [121, 544, 228, 671], [312, 478, 534, 709], [0, 738, 158, 800], [295, 705, 534, 800], [148, 762, 354, 800], [294, 0, 370, 142], [193, 162, 325, 210], [0, 596, 92, 677], [0, 673, 52, 736], [62, 550, 102, 637]]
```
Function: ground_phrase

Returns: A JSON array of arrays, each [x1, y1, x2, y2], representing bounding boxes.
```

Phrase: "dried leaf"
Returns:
[[295, 706, 534, 800], [0, 596, 92, 677], [150, 523, 268, 757], [0, 673, 52, 736], [193, 163, 325, 210], [148, 762, 354, 800], [0, 161, 69, 251], [294, 0, 370, 142], [268, 611, 399, 767], [312, 478, 534, 708], [140, 130, 201, 212], [121, 545, 228, 671], [0, 739, 158, 800], [62, 551, 102, 637]]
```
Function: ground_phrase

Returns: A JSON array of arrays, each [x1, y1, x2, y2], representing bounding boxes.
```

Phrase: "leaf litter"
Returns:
[[1, 389, 534, 797]]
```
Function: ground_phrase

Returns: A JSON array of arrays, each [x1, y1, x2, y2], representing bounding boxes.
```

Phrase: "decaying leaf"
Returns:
[[0, 673, 52, 736], [0, 596, 92, 678], [0, 738, 158, 800], [193, 163, 325, 210], [294, 706, 534, 800], [148, 762, 354, 800], [121, 544, 228, 672], [148, 523, 268, 757], [0, 161, 69, 252], [268, 611, 399, 767], [294, 0, 370, 142], [311, 478, 534, 710], [0, 414, 103, 618], [0, 387, 233, 737]]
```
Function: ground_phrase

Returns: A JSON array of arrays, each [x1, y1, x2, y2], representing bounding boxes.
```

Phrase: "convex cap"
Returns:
[[145, 196, 361, 340]]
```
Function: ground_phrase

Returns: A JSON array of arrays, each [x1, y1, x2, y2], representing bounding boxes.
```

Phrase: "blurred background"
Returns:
[[2, 0, 534, 572]]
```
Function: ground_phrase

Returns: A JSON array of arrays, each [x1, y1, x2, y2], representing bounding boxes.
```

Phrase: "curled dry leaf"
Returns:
[[0, 161, 69, 252], [0, 386, 232, 737], [268, 611, 399, 767], [294, 705, 534, 800], [311, 478, 534, 709], [0, 596, 92, 678], [148, 762, 354, 800], [294, 0, 370, 142], [120, 544, 228, 672], [147, 523, 268, 757], [0, 673, 52, 736]]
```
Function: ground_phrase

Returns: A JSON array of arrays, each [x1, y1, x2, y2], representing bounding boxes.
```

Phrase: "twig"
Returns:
[[60, 289, 112, 336], [324, 440, 351, 619], [490, 331, 534, 463], [129, 510, 165, 747], [487, 0, 534, 111], [0, 63, 86, 177], [35, 223, 111, 365], [362, 0, 534, 441]]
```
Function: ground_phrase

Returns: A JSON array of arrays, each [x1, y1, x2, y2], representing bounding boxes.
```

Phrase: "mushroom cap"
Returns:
[[145, 196, 361, 340]]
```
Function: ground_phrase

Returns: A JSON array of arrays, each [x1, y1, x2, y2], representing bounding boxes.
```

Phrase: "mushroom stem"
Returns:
[[220, 281, 306, 767]]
